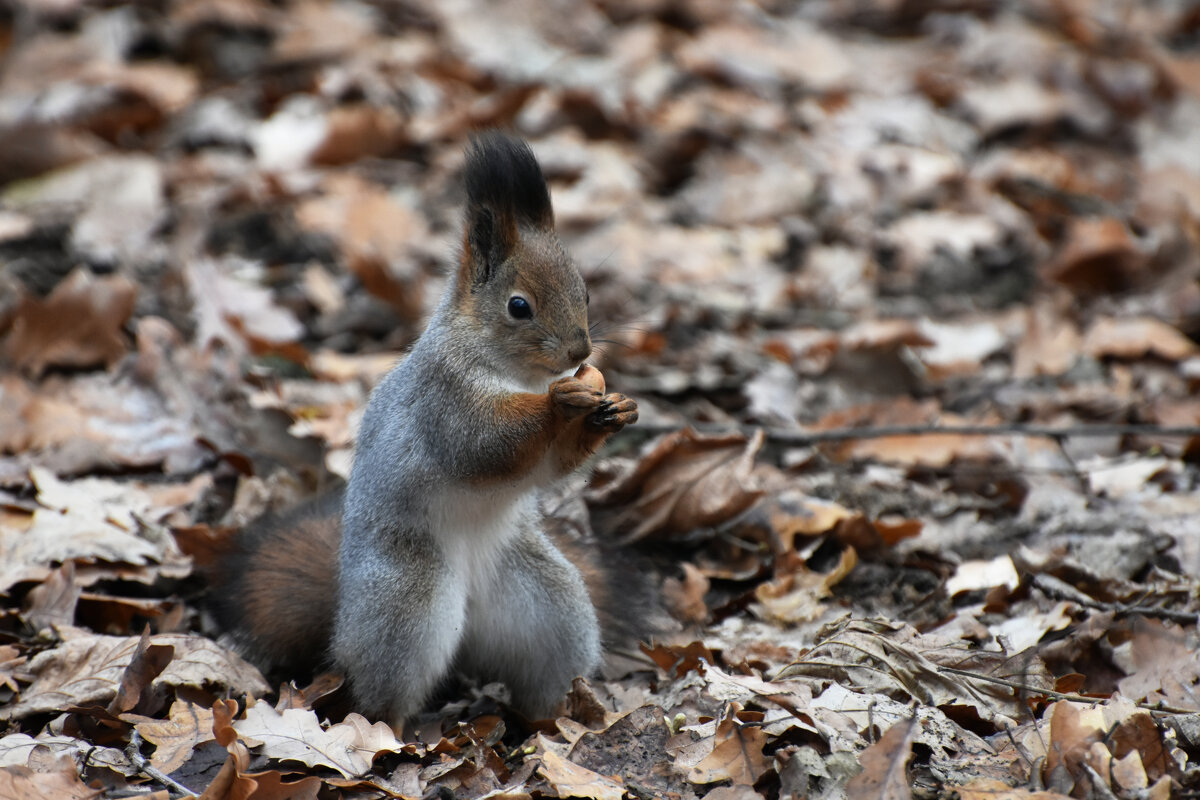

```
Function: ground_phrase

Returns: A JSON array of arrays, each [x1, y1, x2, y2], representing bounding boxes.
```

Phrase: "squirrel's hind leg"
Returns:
[[459, 527, 602, 719], [333, 540, 467, 728]]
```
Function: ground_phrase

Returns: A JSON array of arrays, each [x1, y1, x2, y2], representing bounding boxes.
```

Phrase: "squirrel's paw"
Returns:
[[586, 394, 638, 432], [551, 377, 604, 419]]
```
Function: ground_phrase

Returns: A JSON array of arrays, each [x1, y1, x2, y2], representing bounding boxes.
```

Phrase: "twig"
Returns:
[[1083, 763, 1121, 800], [633, 421, 1200, 445], [934, 665, 1196, 715], [124, 730, 196, 798], [1031, 573, 1200, 624]]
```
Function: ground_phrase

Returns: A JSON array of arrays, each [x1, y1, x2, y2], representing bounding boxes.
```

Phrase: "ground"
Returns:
[[1, 1, 1199, 799]]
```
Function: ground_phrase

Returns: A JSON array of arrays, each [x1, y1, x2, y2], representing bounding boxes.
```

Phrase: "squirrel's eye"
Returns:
[[507, 296, 532, 320]]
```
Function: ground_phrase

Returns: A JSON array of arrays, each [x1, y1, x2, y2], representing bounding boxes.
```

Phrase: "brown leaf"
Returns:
[[1043, 217, 1147, 293], [0, 468, 194, 595], [953, 778, 1074, 800], [2, 632, 268, 720], [537, 746, 625, 800], [107, 627, 175, 715], [311, 105, 406, 166], [1116, 620, 1200, 710], [1083, 316, 1199, 362], [0, 764, 98, 800], [590, 429, 766, 542], [685, 709, 770, 786], [1043, 701, 1105, 784], [845, 715, 917, 800], [3, 269, 135, 377], [752, 546, 857, 624], [1013, 300, 1083, 378], [122, 699, 215, 775], [22, 561, 81, 632], [641, 641, 714, 679], [232, 701, 403, 779], [200, 698, 256, 800], [1111, 712, 1169, 782], [295, 173, 429, 319]]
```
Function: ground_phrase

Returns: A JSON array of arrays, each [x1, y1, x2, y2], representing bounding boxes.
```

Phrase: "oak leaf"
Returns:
[[233, 701, 403, 779], [537, 747, 624, 800]]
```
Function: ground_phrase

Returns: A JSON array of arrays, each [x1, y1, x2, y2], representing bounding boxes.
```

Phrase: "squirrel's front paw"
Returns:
[[586, 394, 638, 432], [551, 377, 603, 419]]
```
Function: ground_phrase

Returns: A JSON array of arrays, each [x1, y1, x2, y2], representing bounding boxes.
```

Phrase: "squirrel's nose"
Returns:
[[567, 329, 592, 364]]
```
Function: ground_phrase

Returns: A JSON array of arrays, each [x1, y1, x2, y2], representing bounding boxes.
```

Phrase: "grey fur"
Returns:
[[334, 136, 602, 726]]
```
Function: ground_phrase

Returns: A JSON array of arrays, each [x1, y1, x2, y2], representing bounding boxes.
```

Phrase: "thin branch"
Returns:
[[934, 665, 1196, 715], [124, 730, 197, 799], [633, 421, 1200, 445], [1031, 573, 1200, 624]]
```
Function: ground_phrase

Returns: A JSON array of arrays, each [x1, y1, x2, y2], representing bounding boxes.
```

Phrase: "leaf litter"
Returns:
[[2, 0, 1200, 798]]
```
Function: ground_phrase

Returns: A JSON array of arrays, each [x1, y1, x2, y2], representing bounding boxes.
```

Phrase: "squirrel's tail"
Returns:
[[209, 490, 343, 677], [545, 518, 660, 653]]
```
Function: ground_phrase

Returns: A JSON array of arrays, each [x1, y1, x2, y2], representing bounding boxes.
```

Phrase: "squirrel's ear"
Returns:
[[460, 132, 554, 289]]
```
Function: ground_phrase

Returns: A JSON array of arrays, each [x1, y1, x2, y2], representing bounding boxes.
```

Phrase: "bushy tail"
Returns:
[[209, 490, 343, 677]]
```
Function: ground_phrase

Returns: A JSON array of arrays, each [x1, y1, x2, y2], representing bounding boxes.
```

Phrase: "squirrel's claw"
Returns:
[[586, 394, 638, 432]]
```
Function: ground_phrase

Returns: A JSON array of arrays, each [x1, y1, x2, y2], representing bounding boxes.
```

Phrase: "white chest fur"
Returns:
[[429, 485, 538, 599]]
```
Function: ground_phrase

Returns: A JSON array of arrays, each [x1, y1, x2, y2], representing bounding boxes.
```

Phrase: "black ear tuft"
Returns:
[[464, 132, 554, 231]]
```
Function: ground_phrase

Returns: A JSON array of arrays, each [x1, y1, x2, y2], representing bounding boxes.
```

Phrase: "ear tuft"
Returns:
[[465, 132, 553, 229], [461, 132, 554, 288]]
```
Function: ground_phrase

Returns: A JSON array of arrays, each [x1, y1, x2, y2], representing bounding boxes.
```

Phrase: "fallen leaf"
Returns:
[[1082, 317, 1198, 361], [0, 764, 97, 800], [589, 429, 766, 542], [953, 778, 1074, 800], [122, 699, 216, 775], [537, 747, 625, 800], [107, 627, 175, 715], [0, 468, 193, 594], [2, 632, 268, 720], [233, 701, 403, 779], [1043, 217, 1147, 293], [752, 547, 858, 624], [295, 173, 429, 319], [2, 269, 135, 377], [685, 708, 770, 786], [845, 715, 917, 800]]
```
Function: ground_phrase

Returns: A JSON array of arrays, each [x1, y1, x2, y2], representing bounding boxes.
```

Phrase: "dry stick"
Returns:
[[124, 730, 197, 799], [1031, 573, 1200, 624], [633, 421, 1200, 444], [934, 665, 1196, 716]]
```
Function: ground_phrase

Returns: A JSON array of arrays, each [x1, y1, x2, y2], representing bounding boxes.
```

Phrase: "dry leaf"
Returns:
[[1083, 317, 1198, 362], [953, 778, 1074, 800], [0, 468, 193, 595], [752, 547, 857, 624], [122, 699, 215, 775], [233, 701, 403, 779], [3, 269, 135, 377], [590, 429, 766, 541], [685, 709, 770, 786], [537, 747, 625, 800], [845, 715, 917, 800], [1043, 217, 1147, 293], [2, 632, 268, 720], [0, 764, 98, 800]]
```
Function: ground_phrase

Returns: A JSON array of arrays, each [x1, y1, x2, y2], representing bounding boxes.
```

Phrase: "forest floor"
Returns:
[[2, 0, 1200, 798]]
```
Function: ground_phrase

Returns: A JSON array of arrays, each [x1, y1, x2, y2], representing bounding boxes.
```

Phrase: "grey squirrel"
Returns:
[[213, 133, 644, 727]]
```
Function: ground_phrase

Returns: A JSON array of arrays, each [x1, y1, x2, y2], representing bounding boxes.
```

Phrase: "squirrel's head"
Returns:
[[454, 132, 591, 386]]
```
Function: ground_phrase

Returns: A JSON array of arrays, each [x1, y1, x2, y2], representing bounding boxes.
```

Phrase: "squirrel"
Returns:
[[212, 132, 645, 728]]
